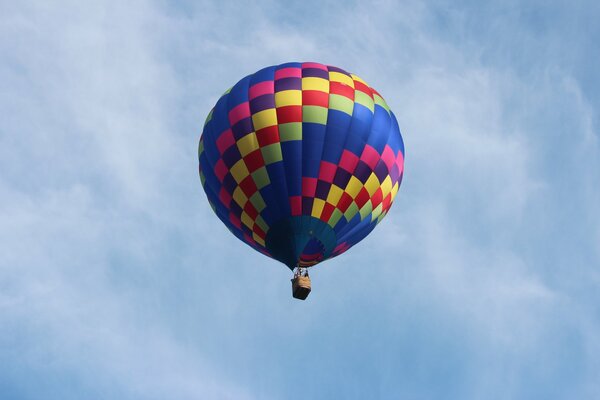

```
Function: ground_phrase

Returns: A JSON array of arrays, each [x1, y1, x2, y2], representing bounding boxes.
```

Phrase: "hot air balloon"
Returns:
[[198, 62, 404, 299]]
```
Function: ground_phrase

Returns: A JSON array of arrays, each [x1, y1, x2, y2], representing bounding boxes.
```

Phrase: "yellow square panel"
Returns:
[[364, 173, 380, 196], [274, 90, 302, 107], [302, 77, 329, 92], [240, 211, 254, 229], [253, 233, 266, 247], [350, 74, 368, 85], [345, 176, 363, 198], [311, 198, 326, 218], [380, 176, 392, 197], [391, 182, 399, 201], [326, 184, 344, 206], [328, 72, 354, 87], [232, 186, 248, 207], [252, 108, 278, 131], [237, 132, 259, 157], [230, 159, 250, 183]]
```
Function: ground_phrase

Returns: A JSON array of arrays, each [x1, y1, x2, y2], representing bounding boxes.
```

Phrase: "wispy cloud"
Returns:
[[1, 0, 599, 399]]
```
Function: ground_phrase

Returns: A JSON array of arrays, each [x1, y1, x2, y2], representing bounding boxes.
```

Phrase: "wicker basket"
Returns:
[[291, 275, 311, 300]]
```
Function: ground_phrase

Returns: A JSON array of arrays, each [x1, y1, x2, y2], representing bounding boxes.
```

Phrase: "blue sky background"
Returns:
[[1, 1, 599, 399]]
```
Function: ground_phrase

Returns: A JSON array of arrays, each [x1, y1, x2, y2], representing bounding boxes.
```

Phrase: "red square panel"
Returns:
[[276, 105, 302, 124], [213, 159, 228, 182], [228, 102, 251, 126], [289, 196, 302, 216], [249, 81, 274, 100], [381, 145, 395, 170], [303, 90, 329, 107], [252, 224, 266, 239], [395, 151, 405, 174], [382, 193, 392, 212], [275, 67, 302, 80], [219, 187, 232, 207], [318, 161, 337, 183], [360, 144, 380, 170], [229, 213, 242, 229], [256, 125, 280, 147], [355, 187, 370, 208], [239, 175, 258, 197], [339, 150, 359, 173], [353, 80, 372, 97], [321, 202, 335, 222], [243, 232, 255, 246], [216, 129, 235, 154], [244, 149, 265, 173], [302, 62, 327, 70], [329, 82, 354, 99], [302, 177, 318, 197], [338, 192, 353, 212], [371, 187, 383, 207], [243, 202, 259, 220]]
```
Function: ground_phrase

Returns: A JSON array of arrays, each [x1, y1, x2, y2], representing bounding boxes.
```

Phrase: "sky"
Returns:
[[1, 0, 599, 399]]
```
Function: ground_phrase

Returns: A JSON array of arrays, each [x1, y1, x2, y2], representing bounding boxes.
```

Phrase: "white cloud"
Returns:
[[1, 0, 599, 398]]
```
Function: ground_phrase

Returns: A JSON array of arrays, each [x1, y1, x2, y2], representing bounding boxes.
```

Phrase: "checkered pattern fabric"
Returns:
[[199, 62, 404, 268]]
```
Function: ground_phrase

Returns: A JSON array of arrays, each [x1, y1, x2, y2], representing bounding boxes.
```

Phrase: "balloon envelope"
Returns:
[[199, 62, 404, 270]]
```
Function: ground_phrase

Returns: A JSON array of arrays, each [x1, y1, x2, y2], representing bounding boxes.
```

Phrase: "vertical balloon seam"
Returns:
[[333, 73, 376, 243], [377, 111, 397, 224], [304, 62, 331, 263], [318, 64, 335, 261], [325, 66, 358, 241], [325, 66, 358, 254], [333, 74, 389, 251], [337, 102, 393, 245], [387, 112, 404, 207], [200, 111, 222, 216], [353, 73, 377, 234], [266, 65, 286, 230], [318, 65, 341, 262], [297, 75, 306, 261], [320, 65, 343, 231], [297, 63, 306, 264], [338, 71, 372, 241], [256, 66, 286, 238], [337, 73, 360, 244], [224, 77, 240, 238], [247, 66, 279, 250], [273, 64, 302, 267], [242, 75, 265, 251], [199, 113, 244, 245], [224, 76, 262, 252], [221, 87, 262, 251], [296, 63, 306, 265], [368, 89, 394, 225], [206, 93, 232, 237], [319, 66, 336, 234], [320, 65, 350, 258]]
